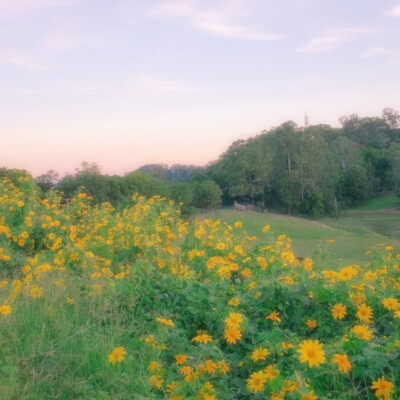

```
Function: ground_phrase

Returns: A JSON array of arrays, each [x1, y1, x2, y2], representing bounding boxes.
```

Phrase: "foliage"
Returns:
[[138, 163, 204, 182], [0, 175, 399, 399], [208, 109, 400, 216]]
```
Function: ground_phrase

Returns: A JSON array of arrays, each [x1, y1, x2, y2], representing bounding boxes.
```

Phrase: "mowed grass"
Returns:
[[352, 193, 400, 211], [209, 208, 400, 267]]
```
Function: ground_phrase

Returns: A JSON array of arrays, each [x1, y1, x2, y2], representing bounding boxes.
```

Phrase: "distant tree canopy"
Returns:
[[137, 164, 204, 182], [208, 109, 400, 216], [32, 162, 220, 213], [26, 108, 400, 217]]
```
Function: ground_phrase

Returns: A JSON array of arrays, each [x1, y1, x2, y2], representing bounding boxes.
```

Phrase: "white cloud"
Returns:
[[0, 48, 52, 70], [297, 28, 370, 53], [0, 0, 74, 18], [146, 0, 283, 41], [383, 5, 400, 17]]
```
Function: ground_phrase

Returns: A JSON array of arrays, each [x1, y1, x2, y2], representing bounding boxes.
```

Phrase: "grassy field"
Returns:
[[1, 177, 399, 399], [351, 194, 400, 211], [210, 206, 400, 267]]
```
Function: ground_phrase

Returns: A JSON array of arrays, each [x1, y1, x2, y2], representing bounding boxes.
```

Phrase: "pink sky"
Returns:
[[1, 0, 400, 176]]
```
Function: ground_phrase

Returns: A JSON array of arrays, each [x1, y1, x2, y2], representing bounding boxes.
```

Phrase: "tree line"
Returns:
[[29, 162, 221, 214], [2, 108, 400, 217], [208, 108, 400, 217]]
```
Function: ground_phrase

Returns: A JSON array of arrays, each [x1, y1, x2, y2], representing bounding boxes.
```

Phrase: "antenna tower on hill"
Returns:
[[304, 110, 309, 129]]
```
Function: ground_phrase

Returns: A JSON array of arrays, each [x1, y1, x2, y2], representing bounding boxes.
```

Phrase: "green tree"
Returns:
[[341, 164, 371, 206], [123, 171, 169, 199], [382, 108, 400, 129], [170, 183, 195, 214], [387, 143, 400, 192], [35, 170, 59, 192], [192, 180, 222, 210]]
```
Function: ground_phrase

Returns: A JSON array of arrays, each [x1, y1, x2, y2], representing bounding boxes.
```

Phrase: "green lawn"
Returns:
[[351, 193, 400, 210], [208, 208, 400, 267]]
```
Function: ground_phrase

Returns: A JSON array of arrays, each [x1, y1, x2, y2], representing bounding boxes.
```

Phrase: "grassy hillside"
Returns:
[[351, 194, 400, 211], [210, 208, 400, 267], [1, 176, 399, 399]]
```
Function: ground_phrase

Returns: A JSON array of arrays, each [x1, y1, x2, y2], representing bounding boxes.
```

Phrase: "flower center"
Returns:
[[307, 350, 316, 358]]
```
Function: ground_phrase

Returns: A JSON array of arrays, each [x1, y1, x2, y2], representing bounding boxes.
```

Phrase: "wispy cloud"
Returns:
[[44, 17, 101, 51], [0, 0, 74, 18], [297, 28, 370, 53], [362, 46, 393, 59], [114, 76, 205, 95], [10, 77, 203, 95], [383, 5, 400, 17], [362, 46, 400, 65], [146, 0, 283, 41], [0, 48, 52, 71]]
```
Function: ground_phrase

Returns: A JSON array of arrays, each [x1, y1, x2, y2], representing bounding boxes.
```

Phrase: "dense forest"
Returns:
[[209, 108, 400, 217], [3, 108, 400, 218]]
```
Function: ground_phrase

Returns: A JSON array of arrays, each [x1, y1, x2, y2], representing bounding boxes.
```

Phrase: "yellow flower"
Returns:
[[332, 353, 352, 373], [383, 297, 400, 311], [241, 268, 251, 278], [228, 297, 240, 307], [149, 374, 164, 389], [108, 346, 126, 364], [351, 324, 373, 341], [266, 310, 281, 323], [251, 347, 269, 362], [225, 312, 243, 327], [306, 319, 317, 329], [148, 361, 162, 372], [166, 381, 180, 394], [192, 332, 213, 344], [156, 317, 175, 327], [203, 360, 217, 374], [224, 325, 242, 344], [280, 275, 295, 285], [248, 281, 257, 290], [301, 391, 318, 400], [198, 381, 216, 399], [0, 304, 12, 315], [297, 340, 326, 368], [179, 366, 196, 382], [331, 303, 347, 320], [256, 256, 268, 269], [30, 285, 43, 299], [0, 280, 8, 288], [282, 380, 300, 393], [175, 354, 187, 365], [262, 224, 270, 233], [264, 364, 279, 379], [371, 376, 394, 400], [303, 258, 313, 271], [217, 360, 229, 374], [246, 370, 267, 393], [356, 303, 373, 324], [281, 342, 294, 350]]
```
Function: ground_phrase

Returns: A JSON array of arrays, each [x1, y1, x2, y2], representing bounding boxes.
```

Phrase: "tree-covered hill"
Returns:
[[24, 108, 400, 218], [207, 109, 400, 217]]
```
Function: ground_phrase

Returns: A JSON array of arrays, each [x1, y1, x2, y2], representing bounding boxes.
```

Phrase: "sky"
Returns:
[[1, 0, 400, 177]]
